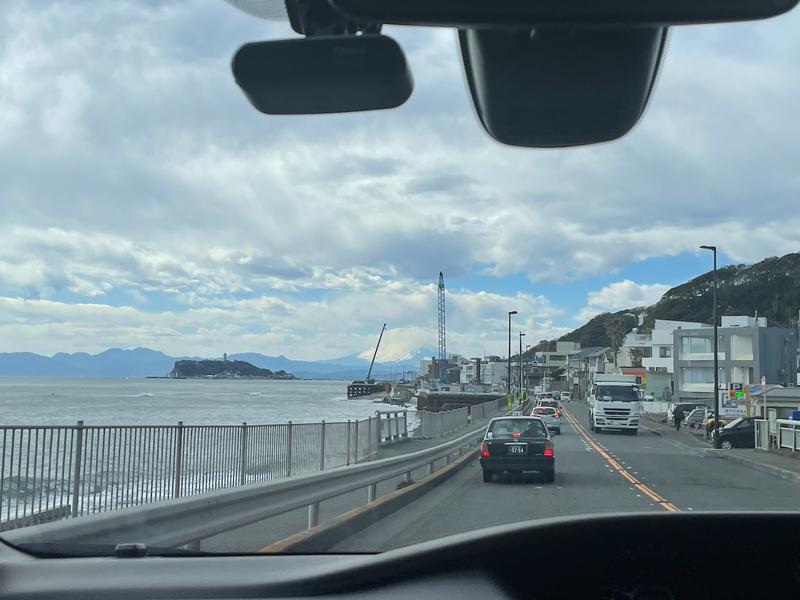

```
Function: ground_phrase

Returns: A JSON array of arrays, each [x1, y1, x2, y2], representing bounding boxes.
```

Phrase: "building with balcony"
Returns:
[[565, 346, 615, 400], [459, 356, 508, 386], [673, 316, 798, 405]]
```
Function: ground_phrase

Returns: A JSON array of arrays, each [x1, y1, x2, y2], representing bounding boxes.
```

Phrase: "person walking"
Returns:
[[672, 405, 685, 431]]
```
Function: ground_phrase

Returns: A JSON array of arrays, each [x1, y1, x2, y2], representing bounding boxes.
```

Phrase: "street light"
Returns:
[[507, 311, 517, 398], [700, 245, 720, 448], [519, 331, 526, 401], [525, 344, 531, 397]]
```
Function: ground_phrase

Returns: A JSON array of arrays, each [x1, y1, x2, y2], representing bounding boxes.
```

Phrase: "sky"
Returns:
[[1, 1, 799, 362]]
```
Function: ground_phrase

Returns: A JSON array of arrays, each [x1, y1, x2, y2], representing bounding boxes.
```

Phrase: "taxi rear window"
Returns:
[[533, 407, 556, 415], [488, 419, 547, 439]]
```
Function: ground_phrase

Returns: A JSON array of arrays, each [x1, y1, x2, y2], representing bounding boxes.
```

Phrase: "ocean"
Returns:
[[0, 377, 396, 426]]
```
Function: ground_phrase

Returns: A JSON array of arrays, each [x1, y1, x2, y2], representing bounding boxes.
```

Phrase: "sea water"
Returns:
[[0, 377, 394, 426]]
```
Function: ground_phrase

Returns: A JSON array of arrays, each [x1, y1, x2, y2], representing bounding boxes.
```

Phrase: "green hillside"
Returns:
[[560, 252, 800, 348]]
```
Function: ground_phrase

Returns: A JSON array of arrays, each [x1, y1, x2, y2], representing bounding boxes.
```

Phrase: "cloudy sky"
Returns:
[[1, 1, 799, 361]]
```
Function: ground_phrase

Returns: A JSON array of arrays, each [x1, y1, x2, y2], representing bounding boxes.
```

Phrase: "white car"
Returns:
[[531, 405, 561, 435], [561, 392, 572, 402]]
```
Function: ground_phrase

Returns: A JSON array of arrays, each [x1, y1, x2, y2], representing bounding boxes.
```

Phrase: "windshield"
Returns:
[[488, 419, 547, 439], [2, 0, 800, 559], [596, 386, 640, 402]]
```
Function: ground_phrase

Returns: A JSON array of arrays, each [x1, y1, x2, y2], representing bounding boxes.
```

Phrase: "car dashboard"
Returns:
[[1, 512, 798, 600]]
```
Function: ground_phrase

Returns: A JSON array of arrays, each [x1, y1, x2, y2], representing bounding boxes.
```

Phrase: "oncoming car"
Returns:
[[531, 405, 561, 435], [479, 416, 555, 483]]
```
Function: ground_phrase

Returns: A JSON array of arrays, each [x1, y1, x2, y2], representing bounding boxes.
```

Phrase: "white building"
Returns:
[[459, 357, 508, 385], [534, 341, 581, 370], [673, 315, 797, 405], [640, 319, 711, 374]]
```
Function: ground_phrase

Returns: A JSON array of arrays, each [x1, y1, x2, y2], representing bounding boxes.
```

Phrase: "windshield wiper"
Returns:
[[13, 541, 218, 558]]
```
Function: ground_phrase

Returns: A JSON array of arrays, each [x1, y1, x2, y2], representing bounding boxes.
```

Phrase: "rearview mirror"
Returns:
[[330, 0, 798, 26], [232, 35, 413, 115]]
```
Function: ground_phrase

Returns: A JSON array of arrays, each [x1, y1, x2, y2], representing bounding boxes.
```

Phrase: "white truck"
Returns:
[[588, 374, 642, 435]]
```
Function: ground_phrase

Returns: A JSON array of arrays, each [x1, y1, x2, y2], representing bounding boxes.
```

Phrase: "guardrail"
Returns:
[[5, 424, 487, 548], [1, 416, 390, 530]]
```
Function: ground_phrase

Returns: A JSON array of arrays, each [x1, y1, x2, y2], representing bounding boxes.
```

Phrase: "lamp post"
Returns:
[[507, 311, 517, 399], [519, 331, 526, 403], [525, 344, 531, 397], [700, 245, 720, 448]]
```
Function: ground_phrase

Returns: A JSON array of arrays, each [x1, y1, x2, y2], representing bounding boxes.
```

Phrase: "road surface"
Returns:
[[332, 402, 800, 551]]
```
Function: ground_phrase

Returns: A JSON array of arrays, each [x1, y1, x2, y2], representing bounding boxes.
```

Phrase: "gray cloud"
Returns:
[[1, 1, 799, 355]]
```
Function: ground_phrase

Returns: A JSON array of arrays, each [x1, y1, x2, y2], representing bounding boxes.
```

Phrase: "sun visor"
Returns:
[[459, 27, 668, 148]]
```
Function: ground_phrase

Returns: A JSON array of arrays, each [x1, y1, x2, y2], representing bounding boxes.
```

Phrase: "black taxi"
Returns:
[[479, 416, 555, 483]]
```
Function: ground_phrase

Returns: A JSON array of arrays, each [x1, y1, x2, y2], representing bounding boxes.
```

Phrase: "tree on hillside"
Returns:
[[605, 316, 629, 367], [628, 348, 644, 368]]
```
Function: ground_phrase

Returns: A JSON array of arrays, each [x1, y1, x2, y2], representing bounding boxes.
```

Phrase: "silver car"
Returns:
[[531, 405, 561, 435]]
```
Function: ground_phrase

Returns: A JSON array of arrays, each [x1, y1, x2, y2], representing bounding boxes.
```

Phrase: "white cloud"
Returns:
[[575, 280, 673, 322], [1, 1, 800, 357], [0, 283, 567, 359]]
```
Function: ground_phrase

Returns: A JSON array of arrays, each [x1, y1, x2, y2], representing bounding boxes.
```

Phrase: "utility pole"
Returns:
[[701, 245, 720, 448], [507, 311, 517, 401], [519, 331, 526, 404], [525, 344, 531, 398]]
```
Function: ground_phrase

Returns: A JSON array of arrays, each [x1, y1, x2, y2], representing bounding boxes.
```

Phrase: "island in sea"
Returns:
[[169, 359, 297, 380]]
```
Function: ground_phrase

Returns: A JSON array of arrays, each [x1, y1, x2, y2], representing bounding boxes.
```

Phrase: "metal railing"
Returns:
[[777, 419, 800, 452], [376, 411, 408, 443], [755, 419, 769, 450], [5, 425, 486, 549], [1, 416, 387, 531], [413, 399, 502, 439]]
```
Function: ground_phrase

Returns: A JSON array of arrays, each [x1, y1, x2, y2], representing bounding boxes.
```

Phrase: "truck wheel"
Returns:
[[589, 419, 595, 432], [630, 429, 638, 436], [556, 428, 561, 435], [482, 469, 493, 482], [544, 469, 555, 483], [595, 426, 603, 433]]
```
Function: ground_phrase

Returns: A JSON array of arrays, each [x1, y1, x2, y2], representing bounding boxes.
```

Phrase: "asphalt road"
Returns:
[[332, 402, 800, 552]]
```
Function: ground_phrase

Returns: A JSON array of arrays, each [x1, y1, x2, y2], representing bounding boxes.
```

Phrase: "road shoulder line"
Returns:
[[259, 447, 478, 553]]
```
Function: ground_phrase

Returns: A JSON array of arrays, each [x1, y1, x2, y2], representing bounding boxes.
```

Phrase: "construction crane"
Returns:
[[438, 272, 446, 361], [346, 323, 387, 398], [365, 323, 387, 383]]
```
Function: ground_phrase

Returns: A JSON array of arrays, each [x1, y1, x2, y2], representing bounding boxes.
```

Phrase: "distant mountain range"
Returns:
[[561, 252, 800, 348], [0, 347, 436, 379]]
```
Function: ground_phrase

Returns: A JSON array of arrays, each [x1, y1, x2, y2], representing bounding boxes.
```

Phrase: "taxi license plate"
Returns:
[[508, 444, 527, 455]]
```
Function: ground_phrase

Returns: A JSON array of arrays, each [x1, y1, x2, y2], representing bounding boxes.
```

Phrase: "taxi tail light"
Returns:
[[480, 442, 490, 458], [543, 439, 554, 457]]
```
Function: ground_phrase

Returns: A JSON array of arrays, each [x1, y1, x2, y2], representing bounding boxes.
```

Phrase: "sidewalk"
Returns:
[[640, 416, 710, 449], [643, 416, 800, 484], [703, 447, 800, 485]]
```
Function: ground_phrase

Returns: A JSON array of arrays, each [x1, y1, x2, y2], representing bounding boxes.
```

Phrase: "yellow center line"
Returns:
[[562, 408, 678, 512]]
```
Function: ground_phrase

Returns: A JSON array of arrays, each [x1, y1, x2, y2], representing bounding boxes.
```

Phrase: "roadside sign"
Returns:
[[722, 383, 746, 417]]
